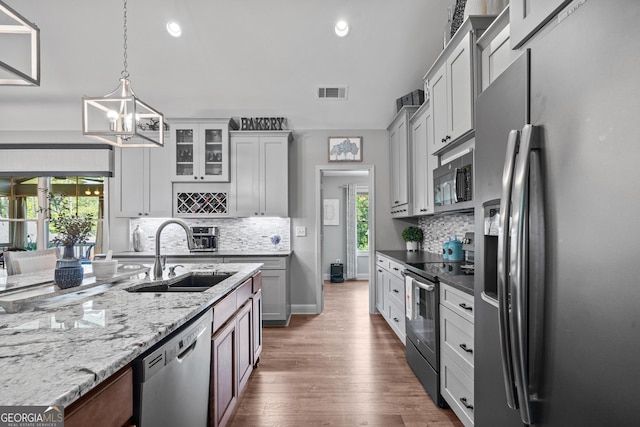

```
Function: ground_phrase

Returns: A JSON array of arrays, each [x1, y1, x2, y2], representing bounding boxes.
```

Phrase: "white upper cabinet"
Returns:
[[114, 145, 172, 218], [510, 0, 572, 49], [410, 102, 435, 216], [388, 106, 418, 218], [229, 131, 290, 217], [425, 16, 496, 154], [169, 119, 232, 182], [478, 6, 519, 92]]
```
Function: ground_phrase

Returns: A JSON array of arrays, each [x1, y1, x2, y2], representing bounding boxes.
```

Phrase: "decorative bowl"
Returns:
[[55, 266, 85, 289], [91, 260, 118, 280]]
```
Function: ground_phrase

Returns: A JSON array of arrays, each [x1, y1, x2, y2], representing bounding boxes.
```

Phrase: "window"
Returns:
[[356, 191, 369, 251], [0, 177, 105, 258]]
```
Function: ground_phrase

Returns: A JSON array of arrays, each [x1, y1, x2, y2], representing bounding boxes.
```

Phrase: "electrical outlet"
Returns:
[[295, 226, 306, 237]]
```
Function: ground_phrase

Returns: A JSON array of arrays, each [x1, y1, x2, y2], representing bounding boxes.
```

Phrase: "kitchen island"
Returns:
[[0, 261, 261, 409]]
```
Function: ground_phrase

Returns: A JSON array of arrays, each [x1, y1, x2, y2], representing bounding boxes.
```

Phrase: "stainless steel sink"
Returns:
[[126, 273, 233, 293]]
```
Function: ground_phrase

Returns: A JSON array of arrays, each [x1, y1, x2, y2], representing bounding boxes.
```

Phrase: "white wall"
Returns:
[[288, 129, 409, 310]]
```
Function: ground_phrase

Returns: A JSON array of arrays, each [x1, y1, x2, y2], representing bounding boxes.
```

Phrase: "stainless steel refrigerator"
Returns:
[[474, 1, 640, 426]]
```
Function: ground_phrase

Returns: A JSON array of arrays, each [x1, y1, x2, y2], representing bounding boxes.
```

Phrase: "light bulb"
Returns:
[[166, 21, 182, 37], [85, 189, 91, 196], [94, 189, 100, 195], [107, 110, 118, 122], [335, 20, 349, 37]]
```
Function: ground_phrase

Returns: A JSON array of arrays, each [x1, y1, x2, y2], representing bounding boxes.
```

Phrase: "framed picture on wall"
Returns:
[[328, 136, 363, 162], [323, 199, 340, 225]]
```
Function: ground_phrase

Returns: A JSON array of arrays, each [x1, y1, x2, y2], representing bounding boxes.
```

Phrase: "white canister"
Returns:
[[132, 225, 145, 252]]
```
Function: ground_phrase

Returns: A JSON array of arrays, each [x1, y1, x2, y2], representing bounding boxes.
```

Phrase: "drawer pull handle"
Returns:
[[460, 397, 474, 410], [393, 317, 399, 323], [459, 343, 473, 354], [393, 267, 399, 271], [459, 303, 473, 311], [393, 289, 399, 293]]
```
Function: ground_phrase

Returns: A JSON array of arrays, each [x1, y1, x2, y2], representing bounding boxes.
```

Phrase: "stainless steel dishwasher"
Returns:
[[134, 308, 212, 427]]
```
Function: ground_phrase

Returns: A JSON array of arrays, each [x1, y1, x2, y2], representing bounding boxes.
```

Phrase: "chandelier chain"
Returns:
[[121, 0, 129, 78]]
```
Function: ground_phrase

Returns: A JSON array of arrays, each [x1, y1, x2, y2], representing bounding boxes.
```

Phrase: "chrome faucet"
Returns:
[[153, 219, 196, 280]]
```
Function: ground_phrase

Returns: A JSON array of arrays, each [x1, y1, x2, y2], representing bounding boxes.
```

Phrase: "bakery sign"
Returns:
[[240, 117, 286, 131]]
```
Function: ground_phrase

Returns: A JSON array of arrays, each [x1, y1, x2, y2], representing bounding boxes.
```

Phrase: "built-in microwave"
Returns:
[[433, 150, 473, 213]]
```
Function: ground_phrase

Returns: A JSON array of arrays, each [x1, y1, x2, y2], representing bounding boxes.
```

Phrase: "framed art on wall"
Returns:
[[323, 199, 340, 225], [328, 136, 363, 162]]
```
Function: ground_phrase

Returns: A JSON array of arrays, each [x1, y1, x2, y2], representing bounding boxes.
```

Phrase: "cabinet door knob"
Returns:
[[460, 397, 474, 410], [459, 343, 473, 353], [194, 176, 198, 180], [459, 303, 473, 311], [254, 212, 259, 216]]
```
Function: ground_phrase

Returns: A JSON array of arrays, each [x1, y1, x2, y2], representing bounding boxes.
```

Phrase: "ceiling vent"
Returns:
[[317, 86, 348, 100]]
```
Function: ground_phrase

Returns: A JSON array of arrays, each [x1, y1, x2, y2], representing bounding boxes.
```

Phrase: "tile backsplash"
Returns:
[[130, 217, 290, 253], [418, 212, 474, 254]]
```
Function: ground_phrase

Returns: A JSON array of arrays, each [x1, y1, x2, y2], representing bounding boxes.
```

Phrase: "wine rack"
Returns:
[[175, 192, 228, 215]]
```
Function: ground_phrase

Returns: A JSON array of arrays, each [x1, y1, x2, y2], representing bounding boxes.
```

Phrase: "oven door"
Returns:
[[404, 271, 438, 369]]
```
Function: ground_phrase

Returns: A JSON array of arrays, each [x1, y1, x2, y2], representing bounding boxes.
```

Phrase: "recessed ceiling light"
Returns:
[[166, 20, 182, 37], [334, 20, 349, 37]]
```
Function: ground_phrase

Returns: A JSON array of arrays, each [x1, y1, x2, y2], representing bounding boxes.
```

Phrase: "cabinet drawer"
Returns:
[[224, 257, 286, 270], [440, 283, 474, 323], [441, 306, 474, 378], [65, 367, 133, 427], [441, 352, 474, 427], [387, 275, 405, 308], [236, 278, 253, 306], [213, 290, 237, 332], [387, 259, 404, 280], [376, 254, 389, 270], [252, 271, 262, 293], [387, 300, 406, 341]]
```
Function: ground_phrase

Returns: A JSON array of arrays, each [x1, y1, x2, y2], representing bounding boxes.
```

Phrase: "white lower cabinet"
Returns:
[[224, 256, 290, 326], [440, 283, 475, 427], [375, 252, 406, 344]]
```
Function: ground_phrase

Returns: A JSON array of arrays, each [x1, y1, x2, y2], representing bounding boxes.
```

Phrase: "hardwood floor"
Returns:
[[228, 280, 464, 427]]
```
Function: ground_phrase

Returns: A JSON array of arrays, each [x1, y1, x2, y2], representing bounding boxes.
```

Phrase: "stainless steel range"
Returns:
[[404, 265, 443, 407]]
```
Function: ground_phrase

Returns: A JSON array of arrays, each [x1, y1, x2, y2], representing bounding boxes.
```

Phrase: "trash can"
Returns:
[[330, 263, 344, 283]]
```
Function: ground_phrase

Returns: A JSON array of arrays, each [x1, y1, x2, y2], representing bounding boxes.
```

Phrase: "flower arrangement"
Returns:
[[41, 189, 94, 248]]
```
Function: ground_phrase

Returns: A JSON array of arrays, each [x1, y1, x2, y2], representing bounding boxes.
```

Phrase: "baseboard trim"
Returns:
[[292, 304, 318, 314]]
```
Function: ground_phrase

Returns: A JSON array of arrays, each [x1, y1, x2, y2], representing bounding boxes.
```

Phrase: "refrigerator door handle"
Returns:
[[510, 124, 540, 425], [497, 129, 520, 410]]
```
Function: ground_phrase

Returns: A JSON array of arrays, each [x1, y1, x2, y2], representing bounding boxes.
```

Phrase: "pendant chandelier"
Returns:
[[82, 0, 165, 147], [0, 0, 40, 86]]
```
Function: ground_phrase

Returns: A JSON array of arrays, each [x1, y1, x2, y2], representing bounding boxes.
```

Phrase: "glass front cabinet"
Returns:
[[169, 119, 233, 182]]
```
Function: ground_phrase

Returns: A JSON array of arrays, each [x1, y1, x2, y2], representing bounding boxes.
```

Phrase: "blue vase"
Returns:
[[55, 245, 84, 289]]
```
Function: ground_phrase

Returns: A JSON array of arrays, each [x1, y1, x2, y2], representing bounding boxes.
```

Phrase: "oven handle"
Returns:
[[413, 278, 434, 292]]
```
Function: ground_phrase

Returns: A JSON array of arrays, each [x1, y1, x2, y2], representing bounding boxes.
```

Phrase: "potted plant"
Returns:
[[41, 190, 94, 288], [402, 226, 423, 252]]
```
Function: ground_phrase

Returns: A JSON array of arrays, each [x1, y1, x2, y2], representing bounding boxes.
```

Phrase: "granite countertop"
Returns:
[[112, 250, 292, 258], [377, 249, 475, 295], [0, 262, 261, 407]]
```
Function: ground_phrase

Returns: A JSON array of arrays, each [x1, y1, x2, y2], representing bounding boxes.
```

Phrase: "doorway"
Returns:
[[315, 165, 376, 314]]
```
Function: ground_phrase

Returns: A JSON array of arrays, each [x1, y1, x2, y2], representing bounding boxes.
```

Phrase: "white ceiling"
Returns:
[[1, 0, 453, 132]]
